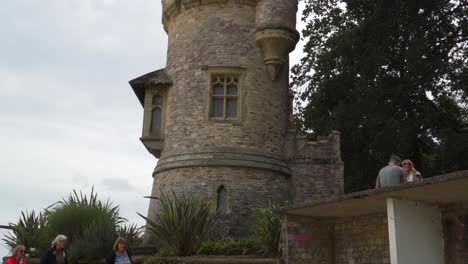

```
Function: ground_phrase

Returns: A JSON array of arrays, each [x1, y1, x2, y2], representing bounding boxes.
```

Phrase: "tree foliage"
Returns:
[[292, 0, 468, 191]]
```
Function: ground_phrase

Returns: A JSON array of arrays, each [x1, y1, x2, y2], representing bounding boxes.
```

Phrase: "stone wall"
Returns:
[[283, 214, 389, 264], [283, 215, 333, 264], [163, 2, 290, 154], [145, 256, 279, 264], [333, 215, 389, 264], [442, 202, 468, 264], [148, 166, 289, 237], [287, 131, 344, 206], [145, 0, 295, 239]]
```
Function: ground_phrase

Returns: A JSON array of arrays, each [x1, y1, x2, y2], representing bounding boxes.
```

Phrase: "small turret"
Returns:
[[254, 0, 300, 80]]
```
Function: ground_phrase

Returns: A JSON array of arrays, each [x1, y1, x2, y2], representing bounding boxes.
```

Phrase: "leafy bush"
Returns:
[[67, 213, 118, 261], [252, 208, 282, 257], [1, 210, 49, 254], [45, 188, 124, 262], [118, 223, 144, 248], [139, 191, 217, 256], [197, 237, 262, 256]]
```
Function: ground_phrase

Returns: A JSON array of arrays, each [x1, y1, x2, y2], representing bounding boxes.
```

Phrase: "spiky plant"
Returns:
[[138, 191, 217, 256], [118, 223, 144, 248], [252, 208, 282, 256], [45, 187, 124, 262], [45, 187, 124, 242], [1, 210, 48, 254]]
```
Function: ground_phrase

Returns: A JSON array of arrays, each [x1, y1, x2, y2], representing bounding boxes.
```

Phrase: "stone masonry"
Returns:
[[129, 0, 343, 238]]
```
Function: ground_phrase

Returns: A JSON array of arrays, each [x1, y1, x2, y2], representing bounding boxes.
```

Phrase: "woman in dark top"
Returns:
[[40, 235, 68, 264], [106, 238, 133, 264]]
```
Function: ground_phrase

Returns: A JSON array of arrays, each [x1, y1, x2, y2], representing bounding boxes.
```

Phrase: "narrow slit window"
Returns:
[[150, 95, 163, 136], [217, 185, 228, 214]]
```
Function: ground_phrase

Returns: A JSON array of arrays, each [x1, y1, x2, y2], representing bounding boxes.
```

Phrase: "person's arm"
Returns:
[[127, 251, 133, 264], [375, 176, 380, 188], [415, 171, 423, 181], [105, 252, 115, 264]]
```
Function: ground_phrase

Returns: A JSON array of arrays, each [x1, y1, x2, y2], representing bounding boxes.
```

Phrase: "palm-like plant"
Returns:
[[118, 223, 144, 248], [45, 187, 124, 242], [45, 187, 124, 261], [252, 208, 282, 256], [1, 210, 48, 254], [138, 191, 217, 256]]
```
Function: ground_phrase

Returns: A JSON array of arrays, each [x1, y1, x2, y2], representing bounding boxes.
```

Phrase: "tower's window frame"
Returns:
[[216, 185, 228, 215], [143, 88, 167, 140], [206, 67, 245, 123], [150, 95, 164, 137]]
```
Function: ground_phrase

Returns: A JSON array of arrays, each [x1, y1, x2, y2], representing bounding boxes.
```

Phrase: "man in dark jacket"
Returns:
[[40, 235, 68, 264]]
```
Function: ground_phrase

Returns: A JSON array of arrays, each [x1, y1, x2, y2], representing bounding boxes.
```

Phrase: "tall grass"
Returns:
[[139, 191, 217, 256], [251, 208, 283, 256]]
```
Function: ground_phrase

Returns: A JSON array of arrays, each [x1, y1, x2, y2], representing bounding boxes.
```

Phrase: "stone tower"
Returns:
[[129, 0, 344, 237]]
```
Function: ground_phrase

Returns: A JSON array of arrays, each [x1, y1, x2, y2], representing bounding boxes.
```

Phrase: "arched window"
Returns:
[[216, 185, 228, 214], [150, 95, 163, 136]]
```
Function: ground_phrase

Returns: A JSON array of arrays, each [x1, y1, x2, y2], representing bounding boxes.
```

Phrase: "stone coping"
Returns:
[[155, 147, 290, 175], [146, 256, 279, 264], [280, 170, 468, 217]]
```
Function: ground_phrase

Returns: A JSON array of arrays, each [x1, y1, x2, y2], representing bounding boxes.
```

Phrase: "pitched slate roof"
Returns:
[[129, 68, 173, 106]]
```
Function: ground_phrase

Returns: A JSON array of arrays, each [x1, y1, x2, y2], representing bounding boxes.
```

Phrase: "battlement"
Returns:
[[162, 0, 258, 32], [285, 130, 342, 162], [286, 130, 344, 206]]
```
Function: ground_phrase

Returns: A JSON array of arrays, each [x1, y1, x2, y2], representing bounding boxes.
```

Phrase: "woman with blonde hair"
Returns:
[[4, 245, 27, 264], [106, 237, 133, 264], [402, 159, 423, 183]]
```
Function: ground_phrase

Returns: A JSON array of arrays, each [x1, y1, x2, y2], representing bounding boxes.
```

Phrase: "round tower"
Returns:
[[130, 0, 299, 236]]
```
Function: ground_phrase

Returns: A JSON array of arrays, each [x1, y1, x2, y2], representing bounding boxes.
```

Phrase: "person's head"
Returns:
[[12, 245, 26, 259], [388, 155, 402, 166], [52, 235, 67, 250], [113, 237, 127, 253], [401, 159, 414, 172]]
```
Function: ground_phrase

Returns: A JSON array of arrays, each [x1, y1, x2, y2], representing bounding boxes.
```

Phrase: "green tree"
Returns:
[[292, 0, 468, 192]]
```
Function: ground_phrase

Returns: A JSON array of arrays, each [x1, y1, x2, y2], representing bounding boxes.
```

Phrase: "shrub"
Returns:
[[139, 191, 217, 256], [197, 237, 262, 256], [45, 188, 124, 262], [251, 208, 282, 257], [118, 223, 144, 248], [1, 210, 49, 254], [67, 213, 118, 261]]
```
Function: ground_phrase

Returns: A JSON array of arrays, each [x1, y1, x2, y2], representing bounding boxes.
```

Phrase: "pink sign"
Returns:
[[294, 233, 311, 241]]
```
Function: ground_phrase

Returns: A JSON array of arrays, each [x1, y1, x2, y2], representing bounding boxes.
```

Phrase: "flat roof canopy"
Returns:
[[281, 170, 468, 218]]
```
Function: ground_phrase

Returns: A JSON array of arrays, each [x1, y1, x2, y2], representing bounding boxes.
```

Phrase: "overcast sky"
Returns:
[[0, 0, 306, 257]]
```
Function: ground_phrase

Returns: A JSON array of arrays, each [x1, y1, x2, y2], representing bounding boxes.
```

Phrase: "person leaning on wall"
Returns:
[[40, 235, 68, 264], [106, 237, 133, 264], [375, 155, 405, 188], [401, 159, 423, 183], [4, 245, 27, 264]]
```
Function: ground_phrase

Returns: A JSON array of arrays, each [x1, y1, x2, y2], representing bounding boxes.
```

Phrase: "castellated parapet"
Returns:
[[129, 0, 342, 238]]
